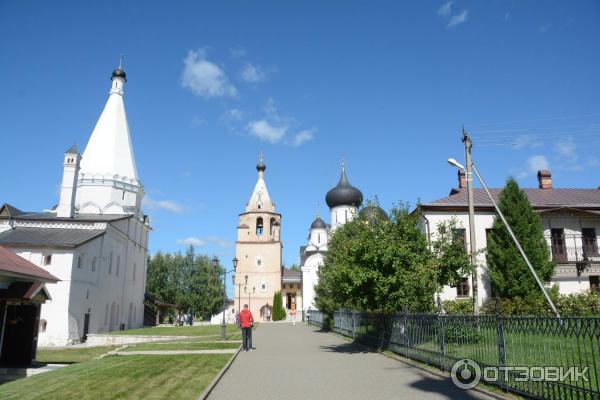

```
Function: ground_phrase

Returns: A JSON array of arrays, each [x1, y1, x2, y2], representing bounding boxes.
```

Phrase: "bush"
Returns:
[[444, 324, 481, 344], [272, 291, 287, 321], [480, 290, 600, 316], [442, 299, 473, 315]]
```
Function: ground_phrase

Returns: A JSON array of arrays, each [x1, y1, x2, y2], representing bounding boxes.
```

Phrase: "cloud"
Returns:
[[181, 49, 237, 98], [220, 108, 246, 129], [190, 115, 205, 127], [447, 10, 468, 28], [539, 23, 552, 33], [438, 1, 453, 18], [143, 196, 185, 213], [512, 135, 542, 149], [206, 235, 233, 248], [247, 119, 287, 143], [241, 63, 267, 83], [518, 155, 550, 178], [293, 128, 316, 147], [229, 47, 247, 59], [177, 237, 205, 247], [555, 139, 577, 161]]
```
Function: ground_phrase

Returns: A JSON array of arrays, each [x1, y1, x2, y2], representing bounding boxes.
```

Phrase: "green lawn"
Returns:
[[0, 354, 231, 400], [112, 324, 240, 336], [36, 346, 119, 364], [121, 341, 240, 352]]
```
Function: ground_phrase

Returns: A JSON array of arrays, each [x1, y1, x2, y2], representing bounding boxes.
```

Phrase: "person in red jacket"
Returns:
[[239, 304, 254, 352]]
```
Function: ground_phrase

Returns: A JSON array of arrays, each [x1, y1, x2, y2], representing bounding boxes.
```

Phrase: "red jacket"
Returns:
[[239, 309, 254, 328]]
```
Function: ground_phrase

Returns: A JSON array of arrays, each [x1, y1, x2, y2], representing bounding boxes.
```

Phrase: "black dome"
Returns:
[[325, 165, 363, 208], [112, 67, 127, 81], [310, 215, 327, 230], [359, 205, 389, 223], [256, 154, 266, 172]]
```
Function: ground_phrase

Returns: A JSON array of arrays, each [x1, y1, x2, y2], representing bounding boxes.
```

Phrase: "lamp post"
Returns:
[[244, 285, 256, 312], [212, 256, 237, 340], [447, 158, 560, 318]]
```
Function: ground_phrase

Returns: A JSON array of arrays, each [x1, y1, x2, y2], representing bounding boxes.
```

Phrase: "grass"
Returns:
[[121, 341, 240, 351], [0, 354, 231, 400], [111, 324, 241, 337], [35, 346, 119, 364]]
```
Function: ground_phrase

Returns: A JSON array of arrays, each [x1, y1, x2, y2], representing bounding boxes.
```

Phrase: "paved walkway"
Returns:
[[208, 323, 496, 400]]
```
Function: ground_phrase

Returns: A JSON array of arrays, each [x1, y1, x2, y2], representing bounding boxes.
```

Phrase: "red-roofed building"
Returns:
[[420, 170, 600, 306], [0, 245, 58, 366]]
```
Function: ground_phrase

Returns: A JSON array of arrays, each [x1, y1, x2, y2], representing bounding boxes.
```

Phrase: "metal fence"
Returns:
[[308, 310, 600, 400]]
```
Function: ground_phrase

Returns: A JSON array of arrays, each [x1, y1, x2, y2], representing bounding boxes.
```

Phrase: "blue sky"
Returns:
[[1, 1, 599, 295]]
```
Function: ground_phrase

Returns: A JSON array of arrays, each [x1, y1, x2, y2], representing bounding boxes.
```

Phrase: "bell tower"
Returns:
[[234, 154, 282, 319]]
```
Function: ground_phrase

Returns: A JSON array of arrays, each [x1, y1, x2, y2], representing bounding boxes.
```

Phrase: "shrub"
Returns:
[[272, 291, 287, 321], [480, 290, 600, 316], [442, 299, 473, 315], [444, 324, 481, 344]]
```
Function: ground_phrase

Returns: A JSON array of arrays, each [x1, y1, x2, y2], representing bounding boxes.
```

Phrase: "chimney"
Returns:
[[458, 169, 466, 189], [537, 170, 552, 189], [56, 145, 81, 218]]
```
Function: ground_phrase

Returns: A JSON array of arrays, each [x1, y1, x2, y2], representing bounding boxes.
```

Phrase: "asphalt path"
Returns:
[[207, 322, 496, 400]]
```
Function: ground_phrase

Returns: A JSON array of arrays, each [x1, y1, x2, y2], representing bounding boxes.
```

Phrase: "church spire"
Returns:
[[76, 61, 143, 215], [246, 153, 274, 212]]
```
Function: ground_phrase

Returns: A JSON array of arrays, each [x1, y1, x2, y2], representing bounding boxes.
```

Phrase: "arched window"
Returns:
[[256, 217, 264, 236], [270, 218, 275, 236], [318, 233, 321, 244]]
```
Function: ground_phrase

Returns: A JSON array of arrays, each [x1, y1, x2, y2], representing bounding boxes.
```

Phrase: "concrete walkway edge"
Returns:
[[197, 345, 242, 400]]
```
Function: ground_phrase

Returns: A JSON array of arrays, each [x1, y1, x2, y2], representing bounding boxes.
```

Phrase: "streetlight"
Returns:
[[447, 158, 560, 318], [244, 285, 256, 312], [212, 256, 237, 339]]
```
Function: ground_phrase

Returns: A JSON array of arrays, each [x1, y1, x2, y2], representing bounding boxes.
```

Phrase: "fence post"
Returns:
[[437, 295, 446, 370], [352, 311, 357, 340], [495, 298, 507, 390]]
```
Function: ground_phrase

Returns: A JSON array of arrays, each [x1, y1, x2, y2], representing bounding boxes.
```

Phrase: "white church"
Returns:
[[0, 63, 150, 346], [300, 162, 388, 313]]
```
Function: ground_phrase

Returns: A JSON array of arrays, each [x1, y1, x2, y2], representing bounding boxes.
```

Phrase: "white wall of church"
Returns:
[[301, 253, 325, 310], [330, 206, 357, 230]]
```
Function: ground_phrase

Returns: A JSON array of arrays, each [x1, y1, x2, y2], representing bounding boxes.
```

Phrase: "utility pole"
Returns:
[[463, 128, 479, 315]]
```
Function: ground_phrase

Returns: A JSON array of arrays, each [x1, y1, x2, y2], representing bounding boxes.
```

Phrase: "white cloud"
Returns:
[[528, 155, 550, 171], [555, 139, 577, 161], [512, 135, 542, 149], [206, 235, 233, 248], [447, 10, 468, 28], [438, 1, 453, 18], [247, 119, 287, 143], [181, 49, 237, 98], [241, 63, 267, 83], [143, 196, 185, 213], [222, 108, 245, 123], [177, 237, 205, 247], [191, 115, 205, 127], [539, 23, 552, 33], [229, 47, 247, 59], [293, 128, 316, 147]]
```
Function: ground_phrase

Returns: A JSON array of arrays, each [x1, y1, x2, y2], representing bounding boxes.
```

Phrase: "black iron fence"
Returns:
[[309, 310, 600, 400]]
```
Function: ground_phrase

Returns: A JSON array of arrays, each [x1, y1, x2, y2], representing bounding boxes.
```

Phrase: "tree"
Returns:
[[288, 263, 300, 272], [272, 291, 286, 321], [486, 178, 554, 299], [316, 203, 432, 314], [147, 246, 224, 320], [430, 217, 473, 291]]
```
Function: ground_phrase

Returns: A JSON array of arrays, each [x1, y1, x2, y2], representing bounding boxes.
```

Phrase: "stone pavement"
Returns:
[[208, 322, 497, 400]]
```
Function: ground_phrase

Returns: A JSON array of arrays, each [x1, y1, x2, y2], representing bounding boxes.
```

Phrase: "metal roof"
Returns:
[[0, 227, 105, 248], [282, 267, 302, 283], [0, 245, 59, 282], [422, 188, 600, 210]]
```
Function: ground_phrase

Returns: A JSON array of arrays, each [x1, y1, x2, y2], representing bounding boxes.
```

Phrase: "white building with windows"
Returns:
[[0, 64, 150, 346], [420, 169, 600, 305]]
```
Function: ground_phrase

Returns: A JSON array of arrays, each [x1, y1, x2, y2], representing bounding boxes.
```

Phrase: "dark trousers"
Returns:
[[242, 327, 252, 350]]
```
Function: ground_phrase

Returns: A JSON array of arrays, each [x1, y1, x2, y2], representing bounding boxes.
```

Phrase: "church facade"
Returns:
[[300, 162, 365, 313], [0, 64, 150, 346]]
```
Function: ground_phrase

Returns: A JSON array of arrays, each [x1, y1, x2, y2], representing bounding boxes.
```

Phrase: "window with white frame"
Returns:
[[43, 254, 52, 266]]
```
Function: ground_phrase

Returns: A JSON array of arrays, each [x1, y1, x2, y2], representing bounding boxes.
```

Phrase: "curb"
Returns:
[[326, 330, 517, 400], [196, 345, 242, 400]]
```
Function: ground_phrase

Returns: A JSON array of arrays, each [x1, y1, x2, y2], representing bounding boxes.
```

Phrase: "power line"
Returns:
[[466, 112, 600, 129]]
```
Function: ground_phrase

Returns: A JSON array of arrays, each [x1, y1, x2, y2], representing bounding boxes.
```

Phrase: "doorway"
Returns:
[[82, 312, 90, 343]]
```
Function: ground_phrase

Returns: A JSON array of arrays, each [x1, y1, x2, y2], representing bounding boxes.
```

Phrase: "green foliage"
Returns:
[[481, 289, 600, 316], [444, 324, 481, 344], [486, 178, 555, 300], [271, 291, 286, 321], [316, 201, 472, 316], [288, 263, 300, 272], [430, 218, 473, 289], [147, 246, 224, 320], [442, 299, 474, 315]]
